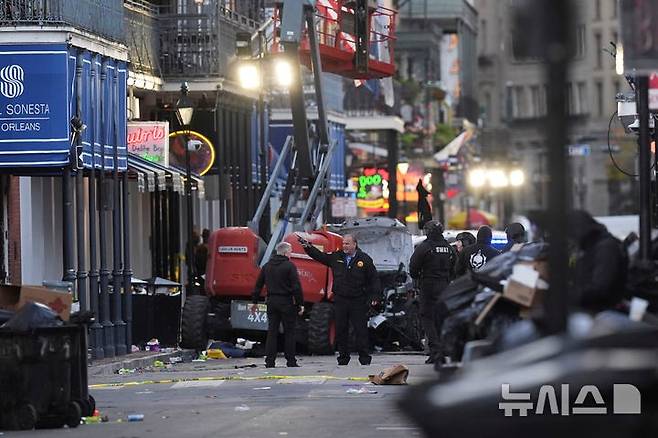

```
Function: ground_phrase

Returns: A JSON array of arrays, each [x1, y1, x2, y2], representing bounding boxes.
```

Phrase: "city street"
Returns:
[[18, 353, 431, 438]]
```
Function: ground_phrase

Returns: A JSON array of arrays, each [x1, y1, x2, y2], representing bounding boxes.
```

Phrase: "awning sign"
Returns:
[[128, 121, 169, 167], [0, 44, 70, 167]]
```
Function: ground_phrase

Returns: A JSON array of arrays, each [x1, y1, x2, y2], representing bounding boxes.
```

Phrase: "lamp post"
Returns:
[[176, 82, 196, 295]]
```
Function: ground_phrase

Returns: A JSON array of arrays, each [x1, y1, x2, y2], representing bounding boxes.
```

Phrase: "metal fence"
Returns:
[[124, 1, 160, 76], [0, 0, 125, 43]]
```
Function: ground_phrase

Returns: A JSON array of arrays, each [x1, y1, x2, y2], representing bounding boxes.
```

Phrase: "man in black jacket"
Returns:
[[455, 226, 500, 276], [501, 222, 527, 252], [298, 233, 379, 365], [252, 242, 304, 368], [410, 221, 456, 363], [568, 210, 627, 313]]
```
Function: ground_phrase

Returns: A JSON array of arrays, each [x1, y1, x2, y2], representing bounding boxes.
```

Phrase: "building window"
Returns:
[[576, 25, 586, 58], [595, 0, 601, 20], [596, 81, 604, 117], [512, 86, 526, 119], [577, 81, 588, 114], [530, 85, 547, 117], [566, 83, 574, 114], [595, 32, 602, 69]]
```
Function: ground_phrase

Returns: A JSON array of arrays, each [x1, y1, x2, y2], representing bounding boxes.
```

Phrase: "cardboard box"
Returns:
[[0, 285, 72, 321], [503, 280, 540, 308], [518, 260, 549, 281]]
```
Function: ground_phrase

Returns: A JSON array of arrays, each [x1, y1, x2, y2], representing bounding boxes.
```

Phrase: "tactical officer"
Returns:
[[252, 242, 304, 368], [298, 233, 380, 366], [410, 221, 456, 364]]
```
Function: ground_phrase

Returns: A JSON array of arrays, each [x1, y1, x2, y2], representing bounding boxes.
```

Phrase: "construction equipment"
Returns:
[[180, 0, 397, 353]]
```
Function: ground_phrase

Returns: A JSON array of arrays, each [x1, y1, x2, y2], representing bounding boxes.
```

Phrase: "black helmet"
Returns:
[[423, 220, 444, 239]]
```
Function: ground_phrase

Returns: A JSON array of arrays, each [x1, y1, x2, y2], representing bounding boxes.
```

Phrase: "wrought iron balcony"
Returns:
[[124, 0, 160, 76], [0, 0, 125, 43], [158, 3, 260, 78]]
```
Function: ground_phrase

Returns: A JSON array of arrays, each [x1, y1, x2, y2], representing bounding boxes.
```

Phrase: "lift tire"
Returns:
[[307, 302, 335, 355], [64, 401, 82, 429], [180, 295, 210, 350], [13, 403, 37, 430]]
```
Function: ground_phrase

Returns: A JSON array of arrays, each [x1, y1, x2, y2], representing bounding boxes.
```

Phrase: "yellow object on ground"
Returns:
[[207, 348, 227, 360]]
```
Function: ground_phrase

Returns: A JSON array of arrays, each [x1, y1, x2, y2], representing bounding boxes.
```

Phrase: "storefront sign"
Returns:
[[128, 122, 169, 166], [0, 44, 70, 167], [169, 130, 215, 176]]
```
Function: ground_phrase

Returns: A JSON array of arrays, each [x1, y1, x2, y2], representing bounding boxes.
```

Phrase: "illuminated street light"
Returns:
[[488, 169, 509, 188], [238, 63, 261, 90], [274, 59, 294, 88], [509, 168, 525, 187], [468, 168, 487, 188]]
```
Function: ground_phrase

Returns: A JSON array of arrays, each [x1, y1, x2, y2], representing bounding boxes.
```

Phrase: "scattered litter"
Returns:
[[162, 416, 168, 419], [169, 356, 183, 364], [136, 390, 153, 395], [192, 358, 207, 363], [207, 348, 227, 360], [234, 363, 258, 369], [369, 364, 409, 385], [101, 415, 109, 423], [93, 409, 100, 417], [82, 416, 101, 424], [153, 360, 165, 368], [234, 405, 251, 412], [206, 395, 218, 399], [117, 368, 136, 375], [279, 433, 289, 436], [131, 345, 140, 353], [127, 414, 144, 422], [146, 338, 160, 352], [253, 386, 271, 391], [346, 387, 378, 394]]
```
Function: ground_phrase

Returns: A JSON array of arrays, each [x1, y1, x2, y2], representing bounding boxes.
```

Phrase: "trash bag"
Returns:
[[1, 302, 62, 331], [471, 242, 549, 291], [0, 309, 14, 325], [440, 275, 481, 312]]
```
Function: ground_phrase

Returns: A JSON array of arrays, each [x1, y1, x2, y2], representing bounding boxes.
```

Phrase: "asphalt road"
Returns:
[[11, 353, 435, 438]]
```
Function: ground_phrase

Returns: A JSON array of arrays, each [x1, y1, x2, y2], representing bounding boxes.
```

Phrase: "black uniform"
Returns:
[[455, 226, 500, 276], [252, 254, 303, 367], [409, 227, 456, 361], [568, 211, 628, 313], [302, 245, 379, 365]]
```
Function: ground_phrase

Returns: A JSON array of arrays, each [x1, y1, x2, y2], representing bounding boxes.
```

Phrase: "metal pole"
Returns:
[[74, 54, 87, 312], [122, 171, 133, 352], [88, 58, 103, 360], [185, 130, 195, 295], [257, 29, 271, 240], [637, 75, 651, 261], [543, 0, 570, 335], [249, 136, 292, 231], [387, 130, 399, 219], [99, 61, 115, 358], [112, 66, 126, 356]]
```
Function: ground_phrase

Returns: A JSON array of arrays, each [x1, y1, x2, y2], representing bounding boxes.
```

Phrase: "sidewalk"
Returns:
[[88, 348, 196, 377]]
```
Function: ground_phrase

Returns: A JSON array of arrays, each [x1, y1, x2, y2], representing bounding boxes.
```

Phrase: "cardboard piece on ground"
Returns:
[[503, 280, 540, 308], [0, 285, 72, 321], [368, 364, 409, 385]]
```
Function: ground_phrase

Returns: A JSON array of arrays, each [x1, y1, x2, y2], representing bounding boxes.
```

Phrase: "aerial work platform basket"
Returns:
[[271, 0, 397, 79]]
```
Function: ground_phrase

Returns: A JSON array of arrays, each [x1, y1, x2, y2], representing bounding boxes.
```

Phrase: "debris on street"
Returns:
[[369, 364, 409, 385], [127, 414, 145, 422], [346, 387, 378, 394], [234, 405, 251, 412]]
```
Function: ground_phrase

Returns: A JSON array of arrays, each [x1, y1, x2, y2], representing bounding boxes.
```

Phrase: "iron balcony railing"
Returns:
[[0, 0, 125, 43], [124, 0, 160, 76], [159, 3, 259, 78]]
